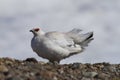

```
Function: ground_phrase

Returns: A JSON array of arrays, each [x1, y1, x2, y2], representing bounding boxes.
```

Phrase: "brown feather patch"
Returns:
[[34, 28, 40, 32]]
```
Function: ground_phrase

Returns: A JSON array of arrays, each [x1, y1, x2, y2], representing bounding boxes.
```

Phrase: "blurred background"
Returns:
[[0, 0, 120, 64]]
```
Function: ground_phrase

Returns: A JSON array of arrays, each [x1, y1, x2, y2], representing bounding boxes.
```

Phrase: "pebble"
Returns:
[[97, 72, 110, 80], [81, 77, 91, 80], [0, 65, 8, 72], [24, 58, 38, 63], [82, 72, 98, 78]]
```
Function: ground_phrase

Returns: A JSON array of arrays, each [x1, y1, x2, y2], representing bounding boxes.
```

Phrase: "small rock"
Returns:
[[102, 62, 110, 66], [40, 70, 55, 80], [24, 58, 38, 63], [81, 77, 91, 80], [83, 72, 98, 78], [57, 68, 64, 74], [0, 65, 8, 72], [53, 76, 58, 80], [69, 63, 80, 70], [5, 61, 13, 66], [97, 73, 110, 80], [6, 76, 24, 80], [0, 74, 5, 79]]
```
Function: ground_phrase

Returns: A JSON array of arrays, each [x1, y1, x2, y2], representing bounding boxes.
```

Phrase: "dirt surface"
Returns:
[[0, 57, 119, 80]]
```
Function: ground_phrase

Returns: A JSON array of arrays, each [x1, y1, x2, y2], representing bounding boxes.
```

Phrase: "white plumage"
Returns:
[[30, 28, 93, 63]]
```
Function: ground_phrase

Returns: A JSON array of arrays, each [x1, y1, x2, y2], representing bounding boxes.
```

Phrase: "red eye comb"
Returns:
[[34, 28, 40, 32]]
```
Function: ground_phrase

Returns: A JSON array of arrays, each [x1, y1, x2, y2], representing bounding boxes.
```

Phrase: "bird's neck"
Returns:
[[34, 31, 45, 37], [39, 30, 45, 35]]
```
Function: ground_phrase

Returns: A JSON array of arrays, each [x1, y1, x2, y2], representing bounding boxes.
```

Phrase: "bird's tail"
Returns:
[[67, 28, 82, 34], [79, 32, 93, 47], [64, 31, 93, 58], [66, 29, 93, 47]]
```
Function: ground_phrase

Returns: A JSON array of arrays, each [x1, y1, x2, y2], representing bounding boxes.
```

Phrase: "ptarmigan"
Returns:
[[30, 28, 93, 63]]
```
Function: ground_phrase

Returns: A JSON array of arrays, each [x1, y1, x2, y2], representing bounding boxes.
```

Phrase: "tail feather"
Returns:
[[67, 31, 93, 45], [66, 29, 93, 47], [80, 38, 94, 47], [67, 28, 82, 34], [79, 32, 93, 42], [79, 32, 93, 47]]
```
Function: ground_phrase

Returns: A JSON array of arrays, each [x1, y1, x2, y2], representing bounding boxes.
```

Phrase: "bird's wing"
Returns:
[[45, 31, 82, 54], [67, 28, 82, 34], [45, 31, 74, 47], [45, 28, 82, 46]]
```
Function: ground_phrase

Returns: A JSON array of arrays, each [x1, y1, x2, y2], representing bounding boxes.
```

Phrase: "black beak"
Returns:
[[29, 30, 33, 32]]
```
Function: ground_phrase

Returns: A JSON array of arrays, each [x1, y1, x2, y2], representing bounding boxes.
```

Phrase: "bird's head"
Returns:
[[30, 28, 44, 36]]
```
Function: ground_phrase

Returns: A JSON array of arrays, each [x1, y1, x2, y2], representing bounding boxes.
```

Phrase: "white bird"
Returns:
[[30, 28, 93, 63]]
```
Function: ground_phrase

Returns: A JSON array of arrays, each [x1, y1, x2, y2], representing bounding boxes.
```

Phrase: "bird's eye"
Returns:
[[34, 28, 40, 32]]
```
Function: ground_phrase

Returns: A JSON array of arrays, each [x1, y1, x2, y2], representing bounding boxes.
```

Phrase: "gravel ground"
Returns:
[[0, 57, 119, 80]]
